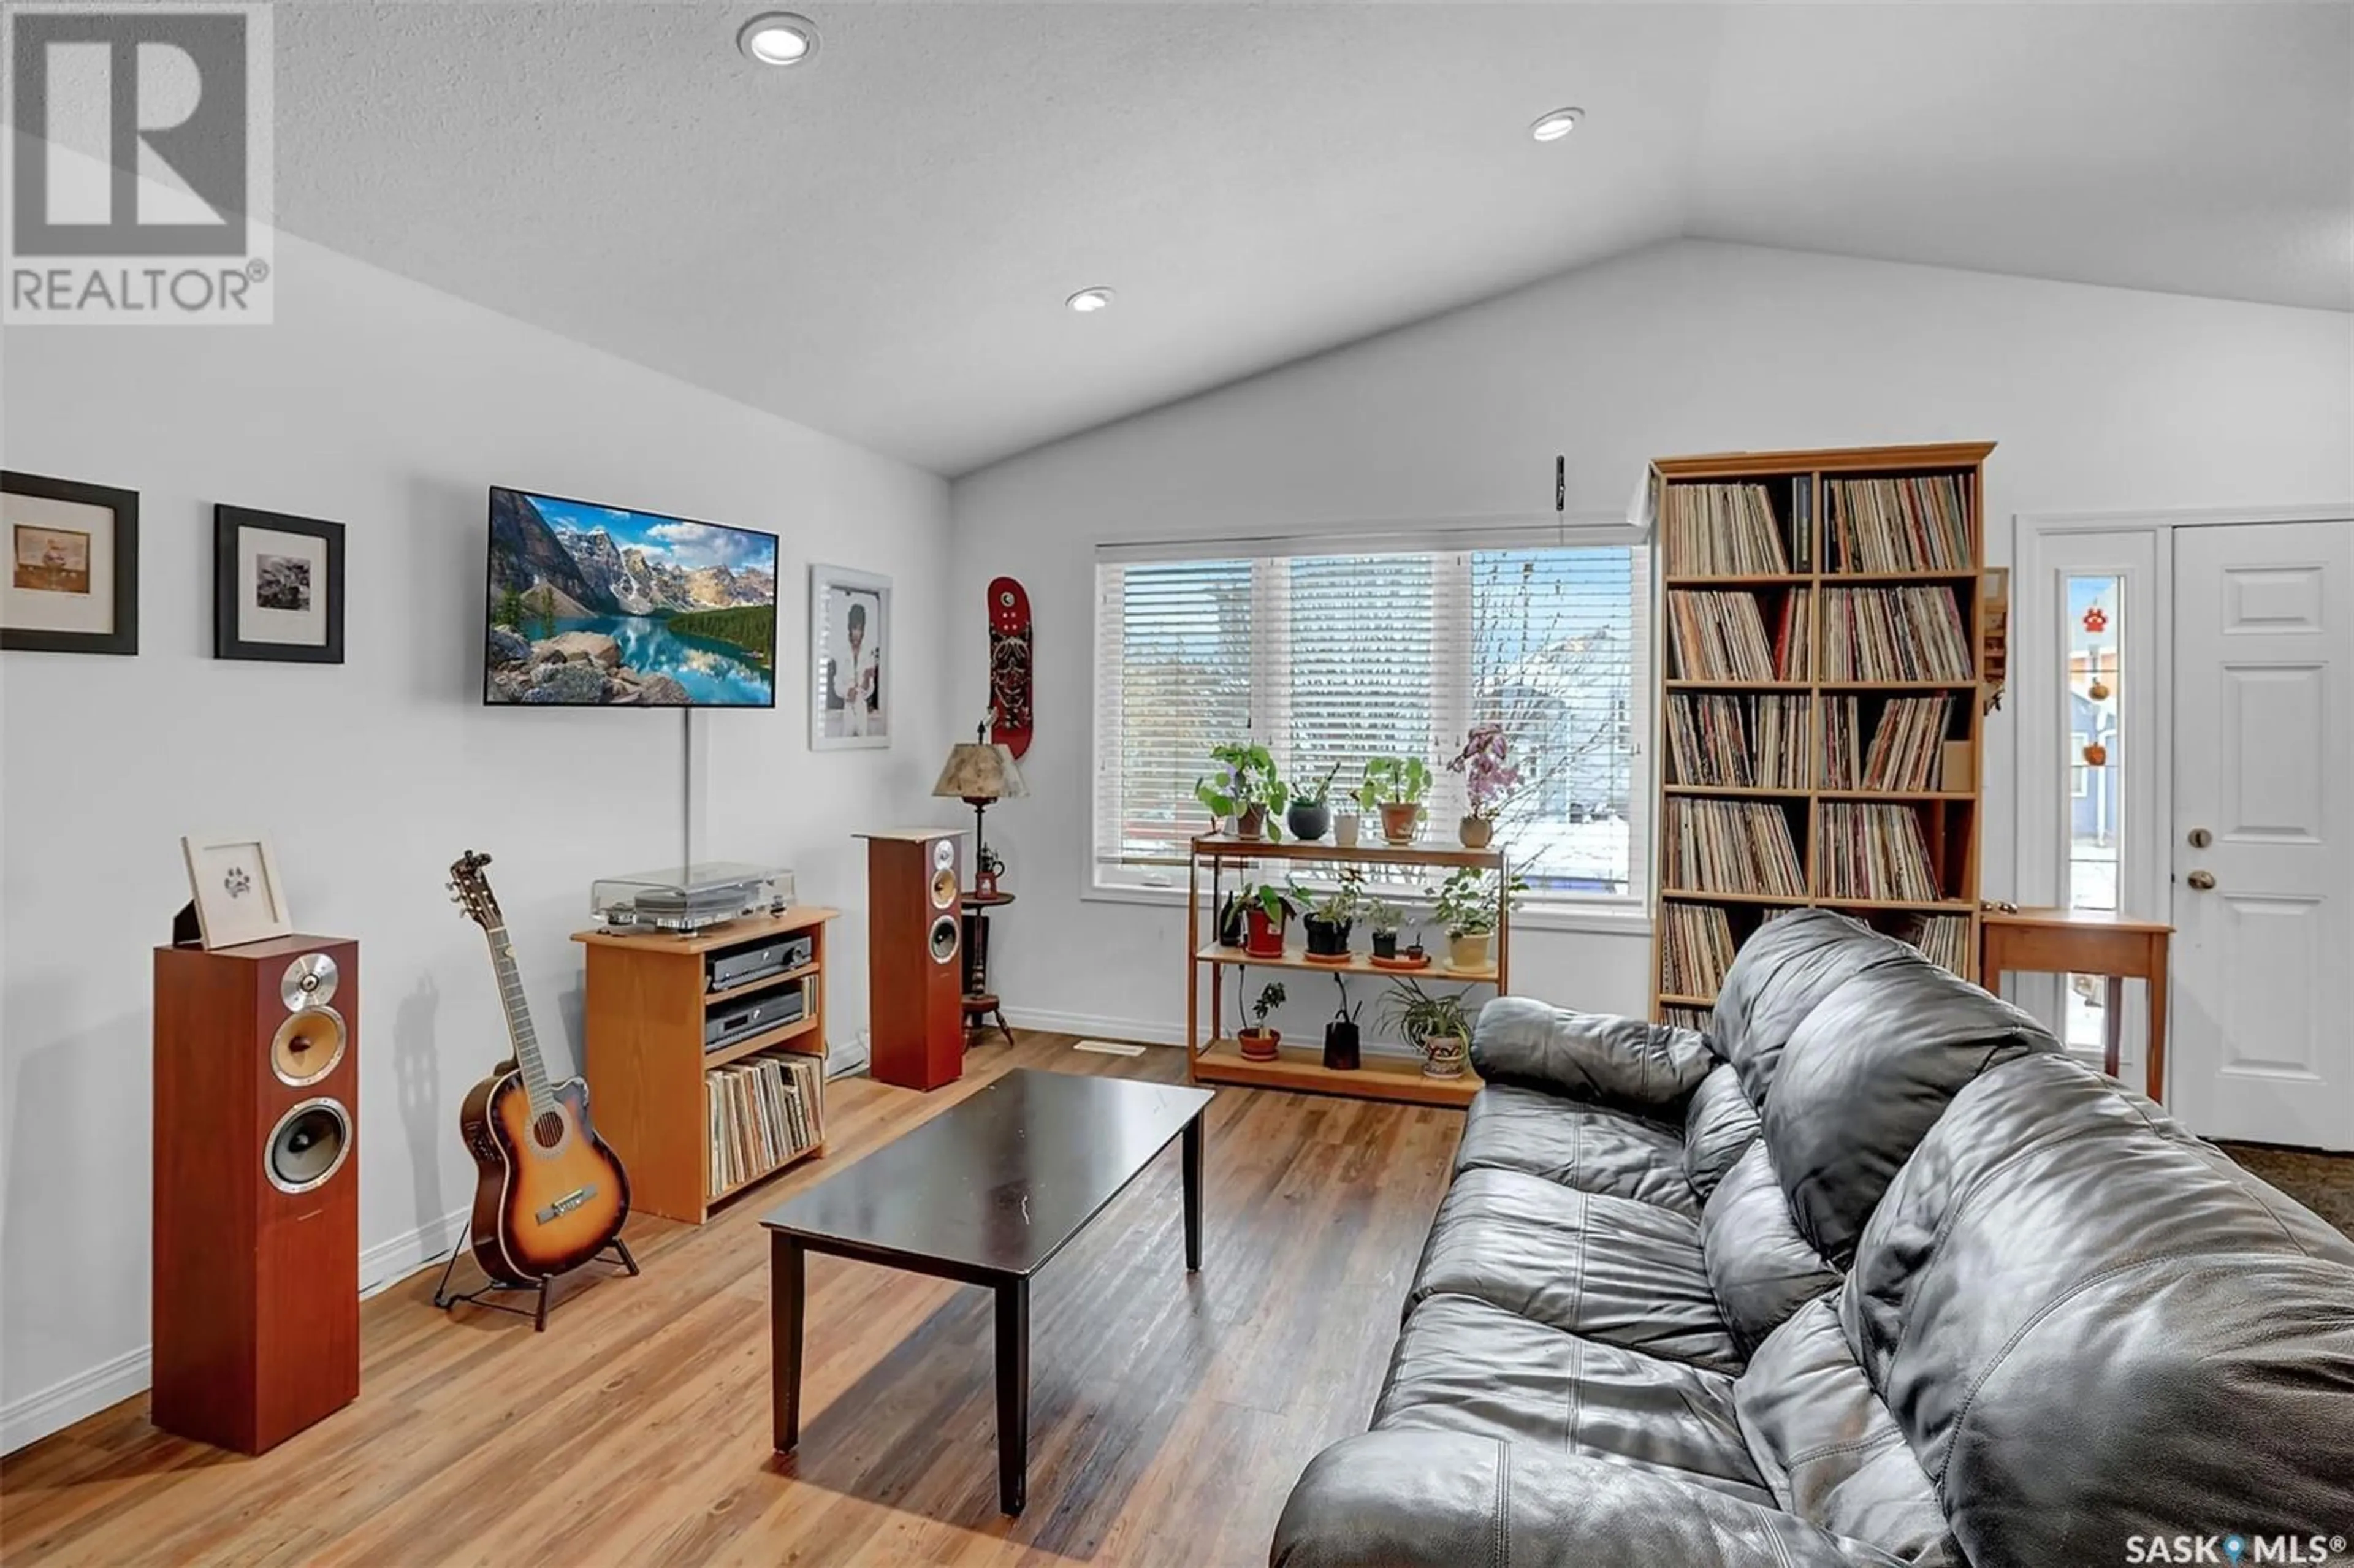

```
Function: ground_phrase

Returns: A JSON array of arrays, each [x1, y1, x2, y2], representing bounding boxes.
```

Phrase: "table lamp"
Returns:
[[932, 722, 1028, 894]]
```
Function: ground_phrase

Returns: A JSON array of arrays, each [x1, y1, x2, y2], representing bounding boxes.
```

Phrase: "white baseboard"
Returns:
[[1, 1201, 474, 1458], [999, 1006, 1184, 1046]]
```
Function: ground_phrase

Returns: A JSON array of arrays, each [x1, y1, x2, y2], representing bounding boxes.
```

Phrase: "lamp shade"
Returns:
[[932, 742, 1029, 802]]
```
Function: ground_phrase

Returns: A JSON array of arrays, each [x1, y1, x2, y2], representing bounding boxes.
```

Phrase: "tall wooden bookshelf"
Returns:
[[1647, 442, 1995, 1032]]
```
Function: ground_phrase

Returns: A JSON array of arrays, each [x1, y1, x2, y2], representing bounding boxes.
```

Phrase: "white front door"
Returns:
[[2171, 520, 2354, 1149]]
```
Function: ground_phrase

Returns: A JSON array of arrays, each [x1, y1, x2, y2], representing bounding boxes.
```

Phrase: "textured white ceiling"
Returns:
[[267, 2, 2352, 476]]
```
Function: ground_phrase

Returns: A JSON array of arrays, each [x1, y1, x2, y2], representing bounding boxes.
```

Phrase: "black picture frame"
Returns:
[[1, 470, 140, 655], [215, 504, 346, 664]]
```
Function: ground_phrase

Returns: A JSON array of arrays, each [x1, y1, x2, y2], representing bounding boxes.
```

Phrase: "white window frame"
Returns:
[[1086, 520, 1652, 935]]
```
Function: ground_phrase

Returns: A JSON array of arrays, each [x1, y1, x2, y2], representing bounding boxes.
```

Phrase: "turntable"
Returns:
[[592, 862, 794, 934]]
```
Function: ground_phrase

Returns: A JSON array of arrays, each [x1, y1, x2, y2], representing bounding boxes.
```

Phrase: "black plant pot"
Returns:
[[1216, 894, 1246, 948], [1286, 800, 1332, 842], [1322, 1017, 1361, 1071], [1303, 915, 1353, 957], [1371, 931, 1399, 959]]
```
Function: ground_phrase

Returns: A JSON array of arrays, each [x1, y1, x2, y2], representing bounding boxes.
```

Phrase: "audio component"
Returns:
[[152, 934, 361, 1454], [705, 985, 807, 1053], [858, 829, 965, 1090], [707, 933, 813, 994], [593, 862, 794, 934]]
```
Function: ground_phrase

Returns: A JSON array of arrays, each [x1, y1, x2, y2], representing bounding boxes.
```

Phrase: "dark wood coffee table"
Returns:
[[762, 1068, 1213, 1514]]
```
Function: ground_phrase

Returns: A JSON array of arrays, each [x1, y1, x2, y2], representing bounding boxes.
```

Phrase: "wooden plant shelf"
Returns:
[[1194, 1039, 1482, 1108], [1190, 832, 1505, 873], [1192, 942, 1498, 985]]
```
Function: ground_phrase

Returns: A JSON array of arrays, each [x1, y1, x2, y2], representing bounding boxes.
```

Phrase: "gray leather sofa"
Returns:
[[1272, 909, 2354, 1567]]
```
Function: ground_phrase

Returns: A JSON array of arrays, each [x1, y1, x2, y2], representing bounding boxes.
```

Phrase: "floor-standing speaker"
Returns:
[[860, 829, 964, 1090], [152, 934, 360, 1453]]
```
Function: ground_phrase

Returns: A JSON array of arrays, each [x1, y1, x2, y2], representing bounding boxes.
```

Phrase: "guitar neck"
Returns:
[[484, 926, 557, 1113]]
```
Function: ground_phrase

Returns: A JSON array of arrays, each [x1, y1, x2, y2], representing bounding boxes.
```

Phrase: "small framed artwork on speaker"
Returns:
[[215, 505, 346, 663], [2, 470, 139, 655], [181, 832, 294, 950]]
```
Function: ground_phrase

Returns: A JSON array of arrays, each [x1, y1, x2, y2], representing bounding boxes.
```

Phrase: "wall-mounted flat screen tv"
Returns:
[[483, 487, 779, 708]]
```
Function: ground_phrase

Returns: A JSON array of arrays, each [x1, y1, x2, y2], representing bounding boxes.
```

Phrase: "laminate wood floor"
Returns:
[[1, 1035, 1463, 1568]]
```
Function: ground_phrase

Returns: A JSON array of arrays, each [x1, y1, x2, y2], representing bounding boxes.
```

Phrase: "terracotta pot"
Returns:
[[1378, 802, 1421, 845], [1244, 907, 1288, 959], [1449, 932, 1495, 972], [1458, 815, 1493, 850], [1238, 1027, 1281, 1062], [1236, 804, 1268, 839], [1333, 814, 1362, 849], [1422, 1033, 1469, 1079]]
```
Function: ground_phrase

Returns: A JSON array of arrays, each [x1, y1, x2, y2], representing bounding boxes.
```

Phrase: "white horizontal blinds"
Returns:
[[1285, 554, 1438, 799], [1468, 549, 1639, 894], [1095, 559, 1254, 868]]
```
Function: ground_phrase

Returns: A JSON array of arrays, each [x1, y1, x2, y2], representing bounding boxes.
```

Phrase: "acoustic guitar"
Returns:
[[447, 851, 631, 1285]]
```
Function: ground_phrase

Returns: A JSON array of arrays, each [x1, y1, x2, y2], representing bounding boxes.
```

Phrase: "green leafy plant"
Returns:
[[1428, 867, 1529, 939], [1365, 897, 1404, 937], [1378, 977, 1472, 1056], [1236, 879, 1296, 923], [1362, 756, 1433, 807], [1195, 741, 1290, 838], [1347, 767, 1382, 814], [1293, 867, 1364, 925], [1245, 980, 1287, 1033], [1290, 761, 1343, 807]]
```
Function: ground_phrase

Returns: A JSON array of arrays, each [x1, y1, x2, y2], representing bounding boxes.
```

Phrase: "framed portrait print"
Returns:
[[215, 505, 346, 663], [810, 564, 891, 750], [181, 832, 294, 950], [2, 470, 139, 655]]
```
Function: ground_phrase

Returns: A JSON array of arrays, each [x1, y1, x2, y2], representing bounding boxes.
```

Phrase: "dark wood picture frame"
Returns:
[[215, 505, 346, 664], [1, 470, 140, 655]]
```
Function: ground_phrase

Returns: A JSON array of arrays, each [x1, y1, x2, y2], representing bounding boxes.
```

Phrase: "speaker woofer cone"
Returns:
[[270, 1005, 348, 1087], [265, 1098, 352, 1195], [929, 914, 959, 964]]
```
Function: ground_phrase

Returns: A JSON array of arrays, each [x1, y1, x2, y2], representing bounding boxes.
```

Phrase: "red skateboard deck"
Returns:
[[988, 577, 1034, 758]]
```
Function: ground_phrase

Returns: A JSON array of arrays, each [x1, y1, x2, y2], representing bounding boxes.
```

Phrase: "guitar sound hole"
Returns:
[[533, 1111, 566, 1149]]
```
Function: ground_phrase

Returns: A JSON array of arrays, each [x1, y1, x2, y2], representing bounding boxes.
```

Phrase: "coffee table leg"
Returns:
[[1181, 1115, 1203, 1272], [773, 1235, 804, 1453], [995, 1277, 1030, 1514]]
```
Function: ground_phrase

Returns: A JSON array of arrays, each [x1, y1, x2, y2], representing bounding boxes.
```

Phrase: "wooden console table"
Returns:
[[1980, 907, 2172, 1102]]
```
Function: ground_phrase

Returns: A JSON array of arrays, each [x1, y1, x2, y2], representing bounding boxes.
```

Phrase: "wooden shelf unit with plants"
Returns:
[[1184, 833, 1512, 1111], [1647, 441, 1995, 1033], [573, 906, 839, 1224]]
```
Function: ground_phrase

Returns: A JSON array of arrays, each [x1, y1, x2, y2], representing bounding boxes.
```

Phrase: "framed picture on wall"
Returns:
[[180, 832, 294, 950], [810, 564, 891, 750], [215, 505, 346, 663], [1, 470, 139, 655]]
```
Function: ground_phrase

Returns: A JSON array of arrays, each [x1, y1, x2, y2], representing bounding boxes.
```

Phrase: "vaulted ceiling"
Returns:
[[269, 2, 2352, 475]]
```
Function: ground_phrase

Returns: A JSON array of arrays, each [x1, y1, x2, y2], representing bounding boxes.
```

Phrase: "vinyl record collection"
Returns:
[[1665, 693, 1811, 788], [1667, 588, 1812, 681], [1662, 797, 1807, 896], [1820, 586, 1972, 682], [1659, 903, 1737, 997], [1824, 474, 1973, 573], [1661, 1006, 1714, 1035], [1816, 802, 1941, 902], [1912, 915, 1970, 975], [707, 1050, 825, 1196], [1819, 695, 1954, 791], [1662, 481, 1814, 575]]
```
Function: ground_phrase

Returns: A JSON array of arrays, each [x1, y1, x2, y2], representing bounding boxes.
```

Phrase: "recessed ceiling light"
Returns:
[[1530, 107, 1584, 142], [738, 12, 818, 66], [1065, 287, 1114, 314]]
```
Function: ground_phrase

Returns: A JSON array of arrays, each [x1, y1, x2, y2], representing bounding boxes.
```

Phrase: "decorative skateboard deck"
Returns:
[[988, 577, 1033, 758]]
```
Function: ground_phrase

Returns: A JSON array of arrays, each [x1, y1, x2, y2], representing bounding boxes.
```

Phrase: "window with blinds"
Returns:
[[1093, 540, 1645, 902]]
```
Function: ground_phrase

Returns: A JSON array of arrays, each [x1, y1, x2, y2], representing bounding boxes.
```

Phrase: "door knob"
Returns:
[[2187, 827, 2212, 848], [2187, 869, 2217, 891]]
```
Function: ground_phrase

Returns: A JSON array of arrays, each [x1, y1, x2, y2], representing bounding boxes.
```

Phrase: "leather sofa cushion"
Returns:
[[1763, 956, 2056, 1267], [1455, 1083, 1699, 1217], [1712, 910, 1915, 1105], [1843, 1053, 2354, 1567], [1375, 1293, 1772, 1504], [1702, 1142, 1843, 1355], [1471, 997, 1719, 1111], [1683, 1060, 1761, 1203], [1735, 1300, 1959, 1566], [1409, 1167, 1742, 1372]]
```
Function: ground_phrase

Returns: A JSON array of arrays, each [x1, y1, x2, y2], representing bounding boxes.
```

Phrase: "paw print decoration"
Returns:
[[224, 866, 253, 899]]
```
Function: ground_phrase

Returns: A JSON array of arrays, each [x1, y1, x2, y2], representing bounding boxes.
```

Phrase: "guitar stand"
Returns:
[[432, 1236, 640, 1332]]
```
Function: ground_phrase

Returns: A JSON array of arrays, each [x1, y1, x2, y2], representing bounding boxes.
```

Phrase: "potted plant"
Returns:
[[1335, 771, 1377, 850], [1195, 741, 1289, 840], [1238, 980, 1287, 1061], [1286, 762, 1341, 842], [1366, 897, 1405, 961], [1322, 975, 1362, 1071], [1428, 866, 1527, 973], [1297, 868, 1363, 959], [1363, 756, 1432, 845], [1379, 977, 1474, 1079], [1235, 880, 1295, 959], [1446, 722, 1520, 850]]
